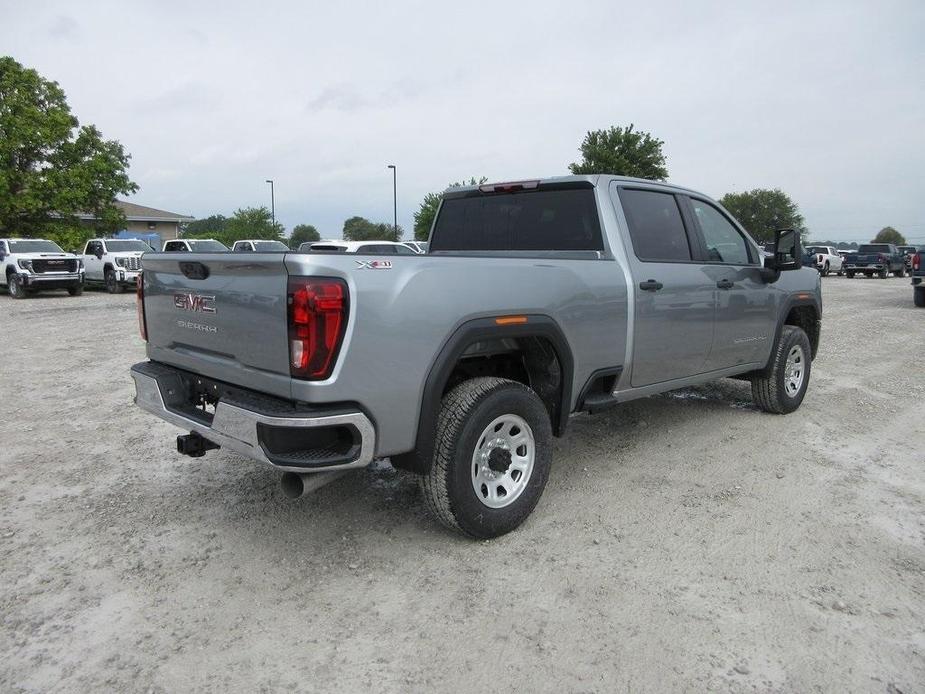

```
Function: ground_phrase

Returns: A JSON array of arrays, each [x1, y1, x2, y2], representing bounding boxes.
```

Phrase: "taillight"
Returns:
[[136, 273, 147, 341], [288, 278, 348, 380], [914, 253, 921, 271]]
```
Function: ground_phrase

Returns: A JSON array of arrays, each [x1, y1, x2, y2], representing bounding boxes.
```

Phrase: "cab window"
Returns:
[[690, 199, 752, 265]]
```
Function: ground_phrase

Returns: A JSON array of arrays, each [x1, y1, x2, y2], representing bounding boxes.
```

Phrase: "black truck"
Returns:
[[911, 248, 925, 307], [842, 243, 905, 279]]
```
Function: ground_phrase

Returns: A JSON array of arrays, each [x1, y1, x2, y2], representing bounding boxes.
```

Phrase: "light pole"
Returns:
[[265, 179, 275, 227], [387, 165, 397, 237]]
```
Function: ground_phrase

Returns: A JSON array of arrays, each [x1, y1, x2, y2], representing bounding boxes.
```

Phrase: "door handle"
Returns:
[[716, 279, 734, 289], [639, 279, 663, 291]]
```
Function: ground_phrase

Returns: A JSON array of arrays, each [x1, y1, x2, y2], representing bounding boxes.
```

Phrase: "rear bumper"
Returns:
[[130, 361, 375, 473]]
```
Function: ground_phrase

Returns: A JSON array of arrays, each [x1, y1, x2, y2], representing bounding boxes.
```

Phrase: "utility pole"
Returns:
[[265, 179, 275, 226], [387, 165, 397, 238]]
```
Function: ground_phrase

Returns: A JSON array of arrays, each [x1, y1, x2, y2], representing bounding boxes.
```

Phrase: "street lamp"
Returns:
[[265, 179, 275, 226], [387, 165, 397, 237]]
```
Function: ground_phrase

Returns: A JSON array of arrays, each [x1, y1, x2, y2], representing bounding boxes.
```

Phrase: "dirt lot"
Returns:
[[1, 277, 923, 693]]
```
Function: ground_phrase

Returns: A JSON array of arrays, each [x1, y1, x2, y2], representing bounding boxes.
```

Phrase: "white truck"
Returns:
[[805, 245, 843, 276], [81, 238, 151, 293], [0, 238, 84, 298], [231, 239, 290, 252], [162, 239, 229, 253]]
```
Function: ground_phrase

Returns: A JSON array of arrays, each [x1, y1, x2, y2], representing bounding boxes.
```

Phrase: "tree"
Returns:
[[413, 177, 487, 241], [342, 216, 402, 242], [222, 206, 284, 245], [872, 226, 905, 245], [718, 188, 806, 243], [183, 214, 228, 238], [290, 224, 320, 248], [0, 56, 137, 236], [568, 124, 668, 180]]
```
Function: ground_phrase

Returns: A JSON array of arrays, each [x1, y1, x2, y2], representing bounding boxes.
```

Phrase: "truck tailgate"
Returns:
[[141, 253, 292, 396]]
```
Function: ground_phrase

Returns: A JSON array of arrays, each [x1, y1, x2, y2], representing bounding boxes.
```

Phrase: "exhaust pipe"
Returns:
[[280, 470, 348, 499]]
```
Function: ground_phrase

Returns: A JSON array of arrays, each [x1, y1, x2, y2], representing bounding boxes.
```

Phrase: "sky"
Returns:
[[3, 0, 924, 243]]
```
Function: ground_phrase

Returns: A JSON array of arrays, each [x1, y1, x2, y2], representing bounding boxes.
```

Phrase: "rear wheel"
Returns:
[[820, 262, 829, 277], [894, 266, 905, 277], [878, 268, 888, 279], [751, 325, 811, 414], [419, 377, 553, 539], [915, 287, 925, 307], [8, 274, 26, 299], [846, 271, 855, 279], [105, 269, 124, 294]]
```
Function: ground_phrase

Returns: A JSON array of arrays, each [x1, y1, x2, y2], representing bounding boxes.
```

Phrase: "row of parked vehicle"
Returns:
[[802, 243, 922, 279], [0, 236, 431, 298]]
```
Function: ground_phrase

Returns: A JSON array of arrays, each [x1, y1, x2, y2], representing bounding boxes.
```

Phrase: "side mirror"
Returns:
[[763, 228, 802, 274]]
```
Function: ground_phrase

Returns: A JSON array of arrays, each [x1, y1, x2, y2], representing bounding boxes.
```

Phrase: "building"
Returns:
[[78, 200, 194, 245]]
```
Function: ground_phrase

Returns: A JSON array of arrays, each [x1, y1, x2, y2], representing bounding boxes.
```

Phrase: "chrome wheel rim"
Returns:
[[471, 414, 535, 509], [784, 344, 805, 397]]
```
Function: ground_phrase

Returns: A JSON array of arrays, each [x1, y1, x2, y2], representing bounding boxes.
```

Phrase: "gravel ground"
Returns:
[[1, 277, 923, 693]]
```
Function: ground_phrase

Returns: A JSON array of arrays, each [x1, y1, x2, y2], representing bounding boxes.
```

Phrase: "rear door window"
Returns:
[[430, 187, 603, 252], [618, 189, 691, 262], [358, 244, 397, 254]]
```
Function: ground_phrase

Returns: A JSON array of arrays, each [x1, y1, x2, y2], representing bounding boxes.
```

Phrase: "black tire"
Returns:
[[878, 269, 887, 279], [67, 283, 83, 296], [837, 268, 844, 276], [915, 287, 925, 308], [8, 274, 27, 299], [894, 267, 905, 278], [105, 270, 124, 294], [419, 377, 553, 539], [820, 262, 829, 277], [845, 271, 855, 279], [751, 325, 812, 415]]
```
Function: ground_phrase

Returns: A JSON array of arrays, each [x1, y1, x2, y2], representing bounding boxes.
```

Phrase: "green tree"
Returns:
[[0, 56, 137, 236], [290, 224, 320, 248], [718, 188, 806, 243], [568, 124, 668, 180], [222, 206, 284, 245], [183, 214, 228, 238], [413, 177, 487, 241], [343, 216, 402, 242], [872, 226, 905, 245]]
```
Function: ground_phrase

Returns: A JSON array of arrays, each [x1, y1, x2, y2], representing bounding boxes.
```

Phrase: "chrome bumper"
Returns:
[[131, 367, 376, 473]]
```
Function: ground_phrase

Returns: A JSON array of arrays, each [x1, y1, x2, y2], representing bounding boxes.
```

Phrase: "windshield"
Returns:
[[9, 240, 66, 254], [106, 240, 151, 252], [188, 240, 229, 252], [252, 240, 289, 252], [858, 244, 889, 253]]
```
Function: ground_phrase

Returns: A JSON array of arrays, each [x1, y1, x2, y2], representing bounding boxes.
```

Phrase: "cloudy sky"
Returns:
[[3, 1, 924, 242]]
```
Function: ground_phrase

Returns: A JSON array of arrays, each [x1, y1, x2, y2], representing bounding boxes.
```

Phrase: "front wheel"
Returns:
[[67, 283, 83, 296], [419, 377, 553, 539], [894, 267, 905, 277], [878, 269, 888, 279], [105, 270, 124, 294], [915, 286, 925, 307], [751, 325, 812, 414], [820, 262, 829, 277], [8, 274, 27, 299], [846, 271, 855, 279]]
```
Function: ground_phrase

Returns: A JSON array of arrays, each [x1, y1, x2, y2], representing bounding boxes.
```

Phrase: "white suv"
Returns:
[[0, 238, 84, 299], [81, 238, 152, 293]]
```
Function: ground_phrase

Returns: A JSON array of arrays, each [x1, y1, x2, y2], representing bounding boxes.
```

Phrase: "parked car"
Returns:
[[842, 243, 905, 278], [805, 245, 844, 276], [911, 249, 925, 307], [81, 238, 151, 293], [232, 240, 290, 252], [897, 245, 918, 272], [162, 239, 229, 252], [402, 241, 429, 254], [131, 175, 821, 538], [299, 240, 417, 254], [0, 238, 84, 298]]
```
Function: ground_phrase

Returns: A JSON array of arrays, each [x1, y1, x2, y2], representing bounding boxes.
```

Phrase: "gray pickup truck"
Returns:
[[131, 175, 821, 538]]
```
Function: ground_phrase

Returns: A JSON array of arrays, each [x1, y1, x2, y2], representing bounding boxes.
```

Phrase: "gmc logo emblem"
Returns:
[[174, 293, 216, 314]]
